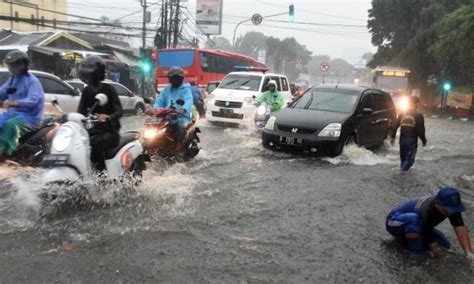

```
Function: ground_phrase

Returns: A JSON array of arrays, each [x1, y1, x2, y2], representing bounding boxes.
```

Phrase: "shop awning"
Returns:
[[113, 50, 139, 67]]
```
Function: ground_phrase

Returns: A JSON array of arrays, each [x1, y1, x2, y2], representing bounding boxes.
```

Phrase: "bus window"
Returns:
[[158, 50, 195, 68]]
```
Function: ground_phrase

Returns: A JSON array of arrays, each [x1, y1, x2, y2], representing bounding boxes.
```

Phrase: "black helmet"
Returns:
[[168, 66, 184, 77], [78, 55, 106, 85], [4, 50, 29, 67]]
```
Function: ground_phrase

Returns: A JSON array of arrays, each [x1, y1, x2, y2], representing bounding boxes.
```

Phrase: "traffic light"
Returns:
[[289, 4, 295, 22], [443, 81, 452, 92], [139, 48, 153, 74]]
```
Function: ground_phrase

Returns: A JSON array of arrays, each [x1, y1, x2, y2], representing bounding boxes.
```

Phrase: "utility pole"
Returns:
[[173, 0, 180, 48], [163, 0, 168, 48], [140, 0, 147, 98]]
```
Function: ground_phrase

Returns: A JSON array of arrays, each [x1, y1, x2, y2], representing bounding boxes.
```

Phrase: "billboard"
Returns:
[[196, 0, 223, 35], [447, 91, 473, 110]]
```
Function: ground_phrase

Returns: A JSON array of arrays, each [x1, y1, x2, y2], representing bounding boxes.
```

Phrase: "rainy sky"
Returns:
[[67, 0, 374, 63]]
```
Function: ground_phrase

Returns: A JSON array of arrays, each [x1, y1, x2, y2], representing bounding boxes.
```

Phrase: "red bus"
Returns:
[[155, 48, 266, 91]]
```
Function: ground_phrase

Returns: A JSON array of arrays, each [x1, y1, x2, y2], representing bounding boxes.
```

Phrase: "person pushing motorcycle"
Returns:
[[77, 55, 123, 172], [0, 50, 44, 161], [151, 66, 193, 151], [256, 80, 284, 115]]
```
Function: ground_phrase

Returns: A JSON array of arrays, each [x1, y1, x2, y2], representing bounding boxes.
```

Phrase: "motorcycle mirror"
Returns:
[[95, 93, 108, 106], [176, 99, 185, 106], [252, 95, 256, 99]]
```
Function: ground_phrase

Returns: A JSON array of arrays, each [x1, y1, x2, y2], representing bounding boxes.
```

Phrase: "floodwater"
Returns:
[[0, 116, 473, 283]]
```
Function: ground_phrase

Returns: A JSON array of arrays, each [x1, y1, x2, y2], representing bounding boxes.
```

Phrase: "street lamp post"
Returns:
[[232, 12, 288, 48]]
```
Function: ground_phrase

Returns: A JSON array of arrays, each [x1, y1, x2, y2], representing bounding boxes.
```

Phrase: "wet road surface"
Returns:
[[0, 116, 473, 283]]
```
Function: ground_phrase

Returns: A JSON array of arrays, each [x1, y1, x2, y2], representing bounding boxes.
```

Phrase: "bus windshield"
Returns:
[[158, 50, 195, 68], [375, 76, 408, 92]]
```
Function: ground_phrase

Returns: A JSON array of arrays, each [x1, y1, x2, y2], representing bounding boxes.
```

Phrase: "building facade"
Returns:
[[0, 0, 68, 32]]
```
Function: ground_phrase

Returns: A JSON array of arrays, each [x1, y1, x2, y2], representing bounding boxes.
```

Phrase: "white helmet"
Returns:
[[267, 80, 277, 88]]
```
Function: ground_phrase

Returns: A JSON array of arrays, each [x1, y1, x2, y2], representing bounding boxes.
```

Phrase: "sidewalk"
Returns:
[[421, 107, 474, 122]]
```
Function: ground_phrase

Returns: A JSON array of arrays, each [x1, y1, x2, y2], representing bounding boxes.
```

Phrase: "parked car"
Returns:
[[262, 85, 396, 157], [65, 79, 146, 115], [1, 68, 80, 116], [206, 72, 292, 124]]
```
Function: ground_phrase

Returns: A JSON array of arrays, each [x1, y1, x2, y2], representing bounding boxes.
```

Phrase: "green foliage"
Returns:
[[234, 32, 312, 81], [431, 5, 474, 85], [367, 0, 474, 86]]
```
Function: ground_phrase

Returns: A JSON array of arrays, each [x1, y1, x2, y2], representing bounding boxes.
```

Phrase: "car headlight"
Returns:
[[265, 116, 276, 130], [52, 125, 74, 152], [318, 123, 342, 137], [244, 97, 253, 104], [256, 105, 267, 116]]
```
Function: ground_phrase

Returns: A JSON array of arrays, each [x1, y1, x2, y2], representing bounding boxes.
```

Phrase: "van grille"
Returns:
[[215, 100, 243, 108]]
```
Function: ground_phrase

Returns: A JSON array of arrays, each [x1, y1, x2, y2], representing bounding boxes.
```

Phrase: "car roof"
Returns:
[[0, 67, 64, 81], [227, 71, 288, 78], [310, 84, 370, 93]]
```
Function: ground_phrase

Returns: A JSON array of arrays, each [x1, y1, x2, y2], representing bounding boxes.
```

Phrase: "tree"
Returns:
[[431, 5, 474, 85], [367, 0, 472, 87], [205, 36, 232, 52], [234, 31, 267, 59]]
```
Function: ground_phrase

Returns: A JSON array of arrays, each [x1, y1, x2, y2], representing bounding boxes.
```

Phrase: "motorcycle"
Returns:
[[0, 102, 60, 167], [254, 102, 271, 129], [143, 100, 200, 161], [41, 93, 147, 184]]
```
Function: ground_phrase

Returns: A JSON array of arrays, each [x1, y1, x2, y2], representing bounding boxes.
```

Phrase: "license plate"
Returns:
[[280, 136, 303, 146], [40, 154, 69, 167], [220, 108, 233, 114]]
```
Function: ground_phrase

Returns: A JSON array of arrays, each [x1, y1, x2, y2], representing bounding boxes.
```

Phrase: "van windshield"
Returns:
[[292, 88, 359, 113], [219, 75, 261, 91]]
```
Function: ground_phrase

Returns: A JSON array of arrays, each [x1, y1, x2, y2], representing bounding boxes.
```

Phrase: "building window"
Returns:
[[14, 11, 19, 22]]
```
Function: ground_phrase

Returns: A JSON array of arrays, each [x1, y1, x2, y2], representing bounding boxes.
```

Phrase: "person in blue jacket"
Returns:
[[189, 79, 205, 117], [153, 66, 193, 151], [390, 96, 427, 171], [0, 50, 44, 160], [386, 187, 473, 262]]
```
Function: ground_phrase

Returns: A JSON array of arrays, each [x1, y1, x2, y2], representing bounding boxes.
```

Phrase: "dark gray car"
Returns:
[[262, 85, 396, 156]]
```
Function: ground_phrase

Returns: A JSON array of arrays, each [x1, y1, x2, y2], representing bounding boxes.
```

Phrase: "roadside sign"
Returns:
[[320, 62, 329, 72], [251, 13, 263, 25]]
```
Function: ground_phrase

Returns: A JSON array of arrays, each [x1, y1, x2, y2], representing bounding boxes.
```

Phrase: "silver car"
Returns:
[[66, 79, 146, 115], [0, 68, 80, 116]]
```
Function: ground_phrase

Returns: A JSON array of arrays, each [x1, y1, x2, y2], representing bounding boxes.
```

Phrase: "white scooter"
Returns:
[[41, 93, 147, 185], [254, 102, 271, 129]]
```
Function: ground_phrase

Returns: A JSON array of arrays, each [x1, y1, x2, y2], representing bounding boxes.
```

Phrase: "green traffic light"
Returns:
[[141, 61, 152, 73], [289, 4, 295, 22], [443, 82, 452, 91]]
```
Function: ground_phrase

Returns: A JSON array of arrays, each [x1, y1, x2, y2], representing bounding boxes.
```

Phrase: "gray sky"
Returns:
[[68, 0, 374, 63]]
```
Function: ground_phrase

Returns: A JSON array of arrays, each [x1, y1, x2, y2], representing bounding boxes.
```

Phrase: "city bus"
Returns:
[[371, 66, 412, 112], [155, 48, 267, 91]]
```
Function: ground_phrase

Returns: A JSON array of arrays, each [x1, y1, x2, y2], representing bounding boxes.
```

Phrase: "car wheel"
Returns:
[[134, 104, 146, 116], [329, 134, 356, 157]]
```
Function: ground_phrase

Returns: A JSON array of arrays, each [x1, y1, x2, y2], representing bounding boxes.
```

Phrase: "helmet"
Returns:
[[4, 50, 29, 67], [78, 55, 106, 85], [168, 66, 184, 77], [267, 80, 277, 88]]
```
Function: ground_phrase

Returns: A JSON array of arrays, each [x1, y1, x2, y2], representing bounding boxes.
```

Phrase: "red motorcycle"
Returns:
[[143, 108, 200, 161]]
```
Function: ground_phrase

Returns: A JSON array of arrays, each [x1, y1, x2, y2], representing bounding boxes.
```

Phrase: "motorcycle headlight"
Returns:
[[244, 97, 253, 104], [265, 116, 276, 130], [143, 128, 158, 139], [318, 123, 342, 137], [52, 125, 74, 152], [399, 96, 410, 113], [256, 105, 267, 116]]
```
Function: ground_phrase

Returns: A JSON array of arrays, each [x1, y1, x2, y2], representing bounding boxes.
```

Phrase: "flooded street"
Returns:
[[0, 116, 473, 283]]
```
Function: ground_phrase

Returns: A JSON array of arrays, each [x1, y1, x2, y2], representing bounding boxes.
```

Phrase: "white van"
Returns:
[[206, 72, 292, 124]]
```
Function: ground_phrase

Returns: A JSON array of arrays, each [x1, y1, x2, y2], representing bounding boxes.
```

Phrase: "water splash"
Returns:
[[323, 145, 396, 166]]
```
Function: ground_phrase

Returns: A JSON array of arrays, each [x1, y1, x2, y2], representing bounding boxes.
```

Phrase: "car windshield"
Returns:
[[292, 88, 360, 113], [218, 75, 261, 91]]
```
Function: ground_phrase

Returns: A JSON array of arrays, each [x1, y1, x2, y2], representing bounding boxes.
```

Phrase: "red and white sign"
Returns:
[[320, 62, 329, 72]]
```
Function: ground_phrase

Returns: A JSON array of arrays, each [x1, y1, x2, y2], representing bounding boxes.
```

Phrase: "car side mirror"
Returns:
[[52, 96, 59, 105], [143, 97, 153, 104], [362, 108, 373, 115], [252, 95, 256, 99]]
